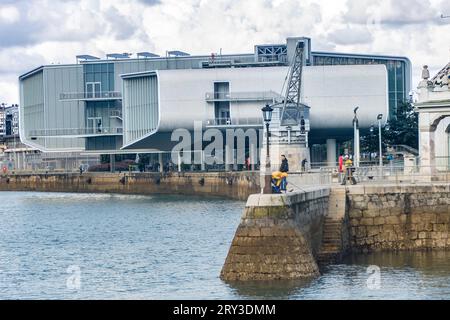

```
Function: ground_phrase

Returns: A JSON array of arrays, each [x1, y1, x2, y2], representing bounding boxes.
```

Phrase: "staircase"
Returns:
[[317, 187, 348, 266], [317, 218, 345, 265]]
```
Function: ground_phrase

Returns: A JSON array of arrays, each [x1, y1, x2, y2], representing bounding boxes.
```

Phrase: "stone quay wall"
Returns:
[[347, 184, 450, 252], [220, 187, 330, 281], [0, 172, 260, 201]]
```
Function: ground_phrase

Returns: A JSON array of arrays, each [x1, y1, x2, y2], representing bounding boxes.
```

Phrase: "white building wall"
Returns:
[[155, 65, 388, 132]]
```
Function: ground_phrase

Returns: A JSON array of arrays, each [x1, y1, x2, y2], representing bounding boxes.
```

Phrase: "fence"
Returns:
[[3, 149, 450, 187], [286, 164, 450, 188]]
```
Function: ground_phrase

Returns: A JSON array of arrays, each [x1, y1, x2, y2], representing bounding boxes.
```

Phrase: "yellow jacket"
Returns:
[[344, 159, 353, 168]]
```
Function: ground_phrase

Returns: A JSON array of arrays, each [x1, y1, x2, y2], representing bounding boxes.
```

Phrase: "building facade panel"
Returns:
[[122, 72, 159, 147], [155, 65, 387, 131], [20, 69, 45, 148], [43, 66, 85, 151]]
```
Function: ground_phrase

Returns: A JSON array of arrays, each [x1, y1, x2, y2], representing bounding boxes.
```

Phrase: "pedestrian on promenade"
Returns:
[[279, 155, 289, 173], [301, 158, 308, 172]]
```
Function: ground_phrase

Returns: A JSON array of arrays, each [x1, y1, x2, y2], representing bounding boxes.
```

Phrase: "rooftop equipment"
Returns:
[[167, 50, 190, 57], [106, 53, 132, 59], [76, 55, 100, 62], [137, 52, 160, 58]]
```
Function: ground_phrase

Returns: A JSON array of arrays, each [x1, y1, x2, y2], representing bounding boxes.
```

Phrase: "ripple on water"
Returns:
[[0, 192, 449, 300]]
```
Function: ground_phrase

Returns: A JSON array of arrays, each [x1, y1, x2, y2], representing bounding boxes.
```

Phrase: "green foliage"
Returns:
[[384, 101, 418, 149], [360, 101, 418, 153]]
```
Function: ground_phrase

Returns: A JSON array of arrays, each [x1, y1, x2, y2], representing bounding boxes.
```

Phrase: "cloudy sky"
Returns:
[[0, 0, 449, 104]]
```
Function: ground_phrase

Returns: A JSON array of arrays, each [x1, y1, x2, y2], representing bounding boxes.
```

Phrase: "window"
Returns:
[[84, 63, 115, 94], [86, 82, 101, 98]]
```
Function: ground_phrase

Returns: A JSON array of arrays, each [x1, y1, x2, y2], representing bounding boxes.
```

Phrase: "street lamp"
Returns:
[[353, 107, 360, 167], [262, 104, 273, 194], [377, 114, 383, 168]]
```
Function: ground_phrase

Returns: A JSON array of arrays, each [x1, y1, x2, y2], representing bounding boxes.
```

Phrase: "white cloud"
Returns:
[[0, 0, 449, 104], [0, 5, 20, 24]]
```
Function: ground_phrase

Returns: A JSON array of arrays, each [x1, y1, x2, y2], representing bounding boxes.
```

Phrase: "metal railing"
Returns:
[[60, 91, 122, 101], [205, 91, 282, 102], [109, 110, 123, 119], [29, 127, 123, 137], [287, 164, 450, 187], [205, 117, 263, 127], [388, 145, 419, 156]]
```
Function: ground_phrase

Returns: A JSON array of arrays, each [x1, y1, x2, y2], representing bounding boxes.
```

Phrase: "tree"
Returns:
[[360, 101, 418, 154], [383, 101, 418, 150]]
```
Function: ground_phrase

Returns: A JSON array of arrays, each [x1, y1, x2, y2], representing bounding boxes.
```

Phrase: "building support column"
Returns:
[[158, 152, 163, 173], [418, 112, 437, 179], [225, 144, 233, 172], [110, 155, 116, 173], [326, 139, 337, 168], [419, 128, 436, 178], [200, 150, 206, 171]]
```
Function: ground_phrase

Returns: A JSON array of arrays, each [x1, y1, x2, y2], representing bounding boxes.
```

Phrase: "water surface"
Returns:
[[0, 192, 449, 300]]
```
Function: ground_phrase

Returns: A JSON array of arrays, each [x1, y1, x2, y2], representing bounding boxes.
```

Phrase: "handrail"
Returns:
[[205, 117, 263, 126], [29, 127, 123, 137], [205, 91, 282, 101], [388, 145, 419, 156], [60, 91, 122, 101]]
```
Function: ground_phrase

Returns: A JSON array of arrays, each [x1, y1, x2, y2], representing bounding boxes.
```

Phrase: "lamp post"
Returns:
[[377, 114, 383, 168], [262, 104, 273, 194], [353, 107, 360, 167]]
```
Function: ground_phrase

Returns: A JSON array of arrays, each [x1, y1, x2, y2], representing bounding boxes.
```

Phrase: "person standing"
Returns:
[[279, 155, 289, 173], [338, 155, 344, 173], [301, 158, 308, 172]]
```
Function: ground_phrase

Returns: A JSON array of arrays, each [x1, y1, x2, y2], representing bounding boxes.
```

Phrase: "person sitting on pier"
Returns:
[[271, 155, 289, 193], [271, 171, 288, 194]]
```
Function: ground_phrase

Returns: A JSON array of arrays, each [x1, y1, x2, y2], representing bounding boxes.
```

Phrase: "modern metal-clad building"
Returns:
[[19, 36, 411, 164], [121, 65, 388, 150]]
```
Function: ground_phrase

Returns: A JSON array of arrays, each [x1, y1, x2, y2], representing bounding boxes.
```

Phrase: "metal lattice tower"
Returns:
[[280, 42, 306, 126]]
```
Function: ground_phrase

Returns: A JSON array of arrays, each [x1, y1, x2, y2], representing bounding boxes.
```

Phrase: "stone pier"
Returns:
[[220, 187, 330, 281], [221, 183, 450, 282]]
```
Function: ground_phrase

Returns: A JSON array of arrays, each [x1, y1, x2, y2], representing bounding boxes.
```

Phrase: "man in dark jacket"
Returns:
[[279, 155, 289, 173]]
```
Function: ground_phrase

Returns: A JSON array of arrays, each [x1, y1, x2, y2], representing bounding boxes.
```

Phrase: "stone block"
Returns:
[[433, 224, 447, 232], [400, 215, 408, 224], [363, 210, 380, 218], [352, 201, 368, 211], [373, 217, 386, 225], [409, 232, 418, 240], [418, 232, 427, 239], [349, 209, 363, 219], [432, 205, 448, 214], [246, 194, 261, 207], [347, 185, 365, 195], [364, 185, 386, 195], [360, 218, 374, 226], [389, 207, 404, 215], [436, 214, 450, 224], [367, 226, 380, 237], [414, 239, 424, 247], [385, 216, 401, 225]]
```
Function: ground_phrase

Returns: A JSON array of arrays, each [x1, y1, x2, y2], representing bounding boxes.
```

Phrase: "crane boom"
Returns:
[[280, 41, 306, 127]]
